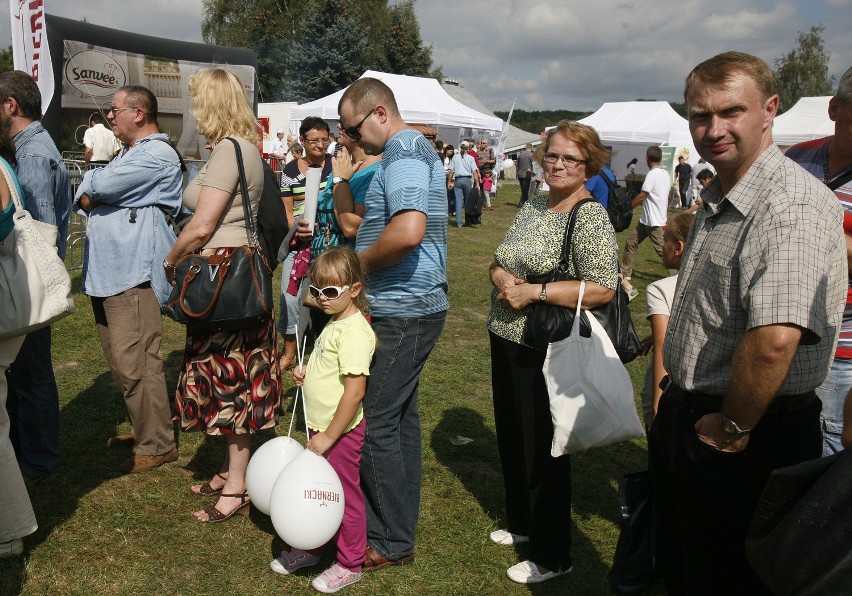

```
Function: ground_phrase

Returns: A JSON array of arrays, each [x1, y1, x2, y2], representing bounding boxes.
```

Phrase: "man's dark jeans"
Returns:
[[360, 311, 446, 559]]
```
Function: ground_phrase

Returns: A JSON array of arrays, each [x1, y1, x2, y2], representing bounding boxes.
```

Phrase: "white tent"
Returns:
[[576, 101, 699, 178], [773, 97, 833, 147], [289, 71, 504, 142]]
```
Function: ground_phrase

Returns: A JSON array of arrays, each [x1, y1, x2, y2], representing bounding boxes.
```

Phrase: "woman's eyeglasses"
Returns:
[[308, 284, 350, 300], [341, 108, 375, 140], [542, 153, 587, 168]]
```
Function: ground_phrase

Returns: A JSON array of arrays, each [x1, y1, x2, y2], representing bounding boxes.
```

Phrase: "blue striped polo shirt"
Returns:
[[356, 128, 449, 318]]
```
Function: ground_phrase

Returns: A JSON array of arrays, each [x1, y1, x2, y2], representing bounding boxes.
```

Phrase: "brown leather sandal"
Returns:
[[190, 473, 227, 496], [362, 545, 415, 572], [199, 491, 251, 523]]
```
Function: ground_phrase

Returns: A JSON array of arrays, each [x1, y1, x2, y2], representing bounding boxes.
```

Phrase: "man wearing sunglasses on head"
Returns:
[[337, 77, 448, 573]]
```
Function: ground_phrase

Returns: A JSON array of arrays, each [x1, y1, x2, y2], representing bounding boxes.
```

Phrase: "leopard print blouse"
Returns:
[[487, 196, 619, 345]]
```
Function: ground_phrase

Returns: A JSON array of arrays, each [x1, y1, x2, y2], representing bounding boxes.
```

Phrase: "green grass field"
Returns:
[[1, 184, 672, 595]]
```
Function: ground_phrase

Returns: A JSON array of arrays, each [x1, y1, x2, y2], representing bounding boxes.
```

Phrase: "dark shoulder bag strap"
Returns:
[[224, 137, 259, 247], [828, 168, 852, 191], [555, 198, 595, 276]]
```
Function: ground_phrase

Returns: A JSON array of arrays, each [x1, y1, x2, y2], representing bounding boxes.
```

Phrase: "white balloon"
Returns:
[[502, 158, 515, 170], [246, 436, 304, 515], [270, 450, 345, 550]]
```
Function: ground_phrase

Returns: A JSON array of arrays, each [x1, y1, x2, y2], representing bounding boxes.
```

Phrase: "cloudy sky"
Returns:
[[1, 0, 850, 112]]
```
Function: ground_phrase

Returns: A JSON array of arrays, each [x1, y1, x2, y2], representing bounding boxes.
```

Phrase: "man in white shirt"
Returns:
[[447, 141, 481, 227], [83, 113, 118, 167], [621, 145, 674, 298], [269, 128, 287, 158]]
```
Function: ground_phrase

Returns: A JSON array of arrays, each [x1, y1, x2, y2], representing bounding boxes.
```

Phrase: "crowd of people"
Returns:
[[2, 52, 851, 594]]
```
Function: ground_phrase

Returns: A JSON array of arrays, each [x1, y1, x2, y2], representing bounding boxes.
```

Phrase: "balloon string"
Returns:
[[286, 333, 308, 438], [296, 334, 309, 439]]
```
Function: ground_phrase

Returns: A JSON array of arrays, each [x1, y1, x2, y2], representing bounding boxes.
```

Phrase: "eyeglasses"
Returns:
[[308, 284, 350, 300], [341, 108, 375, 141], [543, 153, 587, 168], [106, 106, 135, 116], [303, 136, 330, 146]]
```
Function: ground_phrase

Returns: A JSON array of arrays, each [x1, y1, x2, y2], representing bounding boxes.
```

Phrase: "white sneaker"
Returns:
[[269, 548, 320, 575], [489, 529, 529, 545], [507, 560, 572, 584], [311, 563, 362, 593]]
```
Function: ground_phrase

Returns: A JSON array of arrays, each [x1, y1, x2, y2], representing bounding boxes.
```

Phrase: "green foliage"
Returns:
[[494, 109, 593, 134], [287, 0, 371, 103], [383, 0, 436, 78], [201, 0, 441, 102], [0, 45, 12, 73], [774, 25, 835, 113]]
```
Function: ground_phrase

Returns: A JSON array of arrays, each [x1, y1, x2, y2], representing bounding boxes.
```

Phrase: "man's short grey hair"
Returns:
[[836, 66, 852, 105]]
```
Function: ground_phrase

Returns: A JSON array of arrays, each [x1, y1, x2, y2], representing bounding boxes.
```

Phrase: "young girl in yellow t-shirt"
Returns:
[[270, 247, 375, 593]]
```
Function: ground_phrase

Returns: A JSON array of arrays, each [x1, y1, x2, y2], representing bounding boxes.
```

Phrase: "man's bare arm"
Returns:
[[695, 323, 803, 451]]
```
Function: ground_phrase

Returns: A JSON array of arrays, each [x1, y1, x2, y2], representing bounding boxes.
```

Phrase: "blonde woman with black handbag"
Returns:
[[165, 68, 281, 523]]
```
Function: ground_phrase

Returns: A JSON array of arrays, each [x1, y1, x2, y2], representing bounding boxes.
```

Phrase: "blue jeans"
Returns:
[[360, 311, 446, 559], [453, 177, 471, 227], [6, 326, 60, 477], [277, 250, 309, 337], [814, 356, 852, 456]]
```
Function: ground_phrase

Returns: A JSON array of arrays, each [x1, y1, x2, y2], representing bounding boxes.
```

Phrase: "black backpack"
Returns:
[[601, 171, 633, 232]]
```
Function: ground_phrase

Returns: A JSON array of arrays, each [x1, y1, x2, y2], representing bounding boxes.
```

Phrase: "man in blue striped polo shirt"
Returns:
[[338, 77, 448, 572]]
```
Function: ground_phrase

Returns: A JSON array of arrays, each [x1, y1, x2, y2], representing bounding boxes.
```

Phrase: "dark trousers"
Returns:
[[490, 332, 572, 571], [649, 385, 822, 595], [519, 177, 531, 206], [6, 326, 60, 477]]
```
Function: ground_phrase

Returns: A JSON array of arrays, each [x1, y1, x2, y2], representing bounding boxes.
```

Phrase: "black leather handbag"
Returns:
[[523, 199, 642, 363], [164, 138, 273, 330], [745, 449, 852, 595]]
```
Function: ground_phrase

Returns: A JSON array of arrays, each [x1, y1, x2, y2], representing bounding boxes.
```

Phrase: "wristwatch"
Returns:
[[539, 283, 548, 302], [332, 176, 349, 185], [719, 413, 752, 439]]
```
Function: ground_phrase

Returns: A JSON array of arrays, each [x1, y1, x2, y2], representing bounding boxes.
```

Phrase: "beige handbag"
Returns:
[[0, 158, 75, 339]]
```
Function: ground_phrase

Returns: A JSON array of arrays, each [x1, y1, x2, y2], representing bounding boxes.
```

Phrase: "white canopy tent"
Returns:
[[575, 101, 699, 179], [289, 70, 504, 143], [773, 97, 833, 147]]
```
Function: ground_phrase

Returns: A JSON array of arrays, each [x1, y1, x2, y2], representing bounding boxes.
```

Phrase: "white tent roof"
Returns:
[[440, 81, 539, 151], [578, 101, 694, 147], [772, 96, 833, 146], [289, 71, 503, 131]]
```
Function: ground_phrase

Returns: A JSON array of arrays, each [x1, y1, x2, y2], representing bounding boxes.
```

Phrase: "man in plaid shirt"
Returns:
[[648, 52, 846, 595]]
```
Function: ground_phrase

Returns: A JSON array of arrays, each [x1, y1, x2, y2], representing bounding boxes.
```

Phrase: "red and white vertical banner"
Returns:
[[10, 0, 54, 115]]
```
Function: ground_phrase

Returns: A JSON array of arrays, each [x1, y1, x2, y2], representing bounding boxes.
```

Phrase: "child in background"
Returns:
[[482, 170, 494, 210], [270, 247, 376, 593], [640, 211, 694, 428]]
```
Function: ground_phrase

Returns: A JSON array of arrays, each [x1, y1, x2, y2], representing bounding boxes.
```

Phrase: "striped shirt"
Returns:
[[785, 136, 852, 358], [356, 129, 448, 318], [663, 145, 846, 395], [280, 155, 333, 218]]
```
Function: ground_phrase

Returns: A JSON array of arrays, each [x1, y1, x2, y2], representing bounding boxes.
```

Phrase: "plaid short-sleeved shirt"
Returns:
[[663, 145, 847, 395]]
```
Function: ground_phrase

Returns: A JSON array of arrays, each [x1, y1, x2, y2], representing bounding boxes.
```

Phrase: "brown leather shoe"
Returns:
[[107, 432, 136, 448], [120, 447, 178, 474], [362, 545, 414, 572]]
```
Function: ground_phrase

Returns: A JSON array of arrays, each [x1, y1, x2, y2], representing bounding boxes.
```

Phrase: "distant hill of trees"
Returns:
[[495, 109, 593, 134]]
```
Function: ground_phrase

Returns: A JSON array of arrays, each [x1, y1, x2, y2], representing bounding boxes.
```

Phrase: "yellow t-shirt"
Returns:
[[303, 311, 375, 433]]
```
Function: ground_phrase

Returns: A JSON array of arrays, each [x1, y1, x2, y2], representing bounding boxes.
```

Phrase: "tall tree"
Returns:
[[287, 0, 371, 103], [202, 0, 308, 101], [774, 25, 835, 113], [383, 0, 441, 81], [201, 0, 441, 103]]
